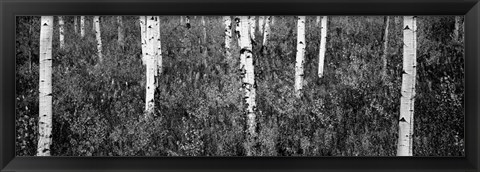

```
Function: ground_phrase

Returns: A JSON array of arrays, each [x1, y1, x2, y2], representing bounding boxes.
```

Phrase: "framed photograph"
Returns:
[[1, 0, 479, 171]]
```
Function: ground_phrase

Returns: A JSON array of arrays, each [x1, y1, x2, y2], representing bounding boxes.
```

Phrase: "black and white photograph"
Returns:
[[15, 15, 465, 156]]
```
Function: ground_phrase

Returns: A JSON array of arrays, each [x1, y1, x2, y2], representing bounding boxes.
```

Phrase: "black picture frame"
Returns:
[[1, 0, 479, 171]]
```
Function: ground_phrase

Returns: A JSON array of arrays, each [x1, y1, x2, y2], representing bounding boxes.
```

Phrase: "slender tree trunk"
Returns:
[[28, 18, 33, 73], [382, 16, 390, 75], [94, 16, 103, 62], [74, 16, 78, 34], [37, 16, 54, 156], [454, 16, 461, 41], [202, 16, 207, 43], [80, 16, 85, 37], [223, 16, 233, 59], [180, 16, 184, 24], [234, 17, 242, 47], [295, 16, 306, 98], [58, 16, 65, 49], [262, 16, 271, 48], [144, 16, 161, 116], [185, 16, 191, 29], [316, 16, 321, 26], [117, 16, 125, 48], [249, 16, 256, 40], [318, 16, 328, 78], [258, 16, 265, 33], [139, 16, 147, 65], [397, 16, 417, 156], [239, 16, 256, 156], [271, 16, 275, 25]]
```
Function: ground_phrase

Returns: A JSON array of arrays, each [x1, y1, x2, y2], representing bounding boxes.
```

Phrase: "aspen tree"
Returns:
[[94, 16, 103, 62], [58, 16, 65, 49], [186, 16, 191, 29], [397, 16, 417, 156], [37, 16, 54, 156], [382, 16, 390, 74], [144, 16, 161, 116], [202, 16, 207, 43], [294, 16, 306, 97], [249, 16, 256, 40], [271, 16, 275, 25], [318, 16, 328, 78], [223, 16, 233, 59], [454, 16, 461, 41], [258, 16, 265, 33], [316, 16, 321, 25], [74, 16, 78, 34], [239, 16, 256, 156], [80, 16, 85, 37], [262, 16, 271, 47], [117, 16, 125, 47], [139, 16, 147, 65], [234, 17, 242, 46]]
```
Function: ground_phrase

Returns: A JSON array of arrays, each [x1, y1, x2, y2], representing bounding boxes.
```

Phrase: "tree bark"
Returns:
[[37, 16, 54, 156], [139, 16, 147, 65], [223, 16, 233, 59], [73, 16, 78, 34], [239, 16, 256, 156], [202, 16, 207, 43], [58, 16, 65, 49], [249, 16, 256, 40], [454, 16, 461, 41], [117, 16, 125, 48], [318, 16, 328, 78], [295, 16, 306, 98], [185, 16, 191, 29], [80, 16, 85, 38], [382, 16, 390, 75], [144, 16, 162, 117], [234, 17, 242, 47], [94, 16, 103, 62], [258, 16, 265, 34], [262, 16, 271, 47], [397, 16, 417, 156]]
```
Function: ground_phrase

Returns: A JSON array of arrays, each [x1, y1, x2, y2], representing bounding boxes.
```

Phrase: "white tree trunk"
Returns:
[[74, 16, 78, 34], [239, 16, 256, 156], [186, 16, 190, 29], [180, 16, 184, 24], [144, 16, 161, 116], [454, 16, 461, 41], [262, 16, 271, 47], [397, 16, 417, 156], [316, 16, 321, 26], [117, 16, 124, 47], [258, 16, 265, 33], [318, 16, 328, 78], [271, 16, 275, 25], [202, 16, 207, 43], [382, 16, 390, 73], [249, 16, 256, 40], [234, 17, 242, 47], [58, 16, 65, 49], [80, 16, 85, 37], [37, 16, 54, 156], [94, 16, 103, 62], [223, 16, 232, 59], [295, 16, 306, 97], [139, 16, 147, 65]]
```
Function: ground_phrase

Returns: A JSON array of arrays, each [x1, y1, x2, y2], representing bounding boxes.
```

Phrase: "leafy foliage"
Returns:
[[15, 16, 464, 156]]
